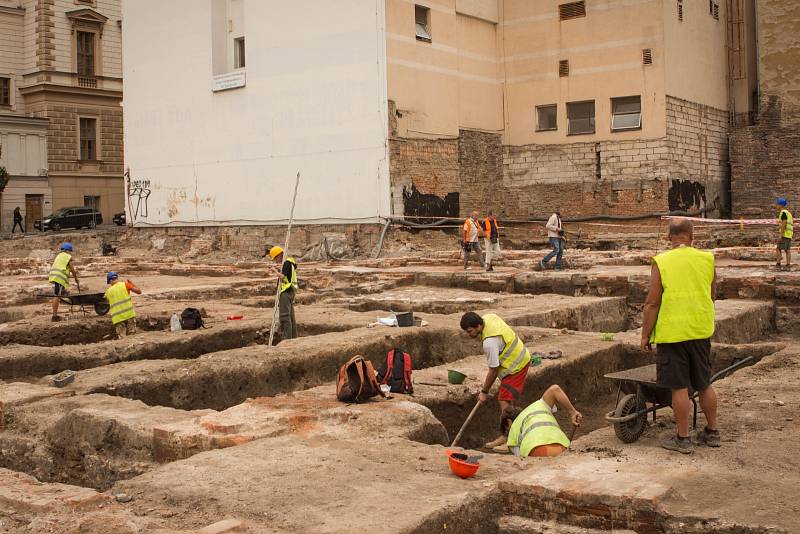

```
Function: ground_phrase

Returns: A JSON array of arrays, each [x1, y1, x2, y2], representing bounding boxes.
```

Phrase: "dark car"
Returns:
[[112, 212, 126, 226], [35, 207, 103, 231]]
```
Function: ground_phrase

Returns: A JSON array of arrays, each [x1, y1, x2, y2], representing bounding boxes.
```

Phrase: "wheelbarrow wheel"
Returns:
[[94, 300, 110, 316], [613, 393, 647, 443]]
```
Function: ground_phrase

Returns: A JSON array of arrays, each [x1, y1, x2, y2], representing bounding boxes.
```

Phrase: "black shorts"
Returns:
[[656, 338, 712, 391], [777, 237, 792, 251], [53, 283, 66, 296]]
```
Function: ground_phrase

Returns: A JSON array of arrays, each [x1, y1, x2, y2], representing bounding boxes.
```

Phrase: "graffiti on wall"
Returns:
[[403, 185, 459, 223], [668, 179, 706, 212], [126, 172, 152, 221]]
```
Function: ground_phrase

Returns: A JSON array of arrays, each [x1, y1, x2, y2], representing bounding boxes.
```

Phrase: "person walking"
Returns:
[[12, 207, 24, 234], [268, 246, 298, 340], [48, 242, 80, 321], [104, 271, 142, 338], [640, 219, 719, 454], [775, 197, 793, 270], [539, 208, 564, 270], [462, 211, 485, 270], [483, 210, 501, 272], [460, 311, 531, 451]]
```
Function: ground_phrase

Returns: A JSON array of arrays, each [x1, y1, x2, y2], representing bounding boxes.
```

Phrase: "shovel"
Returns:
[[450, 400, 482, 448]]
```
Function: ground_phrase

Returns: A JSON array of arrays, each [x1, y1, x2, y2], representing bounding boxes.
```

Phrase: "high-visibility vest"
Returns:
[[780, 209, 794, 239], [650, 246, 715, 344], [480, 313, 531, 377], [279, 258, 298, 294], [48, 252, 71, 288], [506, 399, 570, 457], [104, 281, 136, 325], [463, 218, 478, 243], [484, 216, 499, 238]]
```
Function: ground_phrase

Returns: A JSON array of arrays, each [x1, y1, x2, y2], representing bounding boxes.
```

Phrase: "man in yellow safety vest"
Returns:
[[500, 384, 583, 457], [460, 311, 532, 451], [641, 219, 719, 454], [775, 197, 793, 270], [104, 271, 142, 338], [48, 242, 80, 322], [269, 246, 298, 340]]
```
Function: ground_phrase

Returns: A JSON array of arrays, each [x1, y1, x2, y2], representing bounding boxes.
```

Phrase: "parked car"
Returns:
[[112, 212, 126, 225], [35, 207, 103, 231]]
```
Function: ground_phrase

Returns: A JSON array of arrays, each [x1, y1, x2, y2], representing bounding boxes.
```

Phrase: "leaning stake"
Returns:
[[450, 400, 482, 448], [268, 172, 300, 346]]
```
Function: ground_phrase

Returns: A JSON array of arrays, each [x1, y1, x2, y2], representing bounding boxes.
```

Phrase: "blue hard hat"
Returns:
[[106, 271, 119, 284], [777, 198, 788, 207], [60, 242, 73, 252]]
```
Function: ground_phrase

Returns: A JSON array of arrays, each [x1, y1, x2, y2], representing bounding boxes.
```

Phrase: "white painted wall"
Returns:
[[122, 0, 390, 226]]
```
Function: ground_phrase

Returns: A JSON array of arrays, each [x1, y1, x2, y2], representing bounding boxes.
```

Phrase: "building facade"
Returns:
[[123, 0, 755, 227], [0, 0, 123, 232]]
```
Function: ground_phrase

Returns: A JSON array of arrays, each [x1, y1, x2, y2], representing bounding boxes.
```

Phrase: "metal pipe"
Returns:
[[268, 172, 301, 347]]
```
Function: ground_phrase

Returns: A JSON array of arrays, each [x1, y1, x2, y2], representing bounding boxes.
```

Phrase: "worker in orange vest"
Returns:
[[462, 211, 485, 270], [483, 210, 501, 272]]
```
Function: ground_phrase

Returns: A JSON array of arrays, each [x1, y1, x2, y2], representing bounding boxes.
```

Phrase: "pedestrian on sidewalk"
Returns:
[[460, 311, 531, 452], [48, 242, 80, 321], [640, 219, 719, 454], [483, 210, 501, 272], [539, 208, 564, 270], [104, 271, 142, 338], [268, 246, 298, 340], [12, 207, 24, 233], [462, 211, 485, 270], [775, 197, 793, 270]]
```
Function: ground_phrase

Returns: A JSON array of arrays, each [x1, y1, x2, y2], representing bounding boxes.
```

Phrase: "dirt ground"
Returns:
[[0, 227, 798, 533]]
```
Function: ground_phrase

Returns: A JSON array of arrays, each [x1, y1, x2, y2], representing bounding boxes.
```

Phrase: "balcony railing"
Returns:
[[77, 77, 97, 88]]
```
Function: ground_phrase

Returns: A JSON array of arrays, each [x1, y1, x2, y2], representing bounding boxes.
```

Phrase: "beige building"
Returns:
[[0, 0, 123, 232]]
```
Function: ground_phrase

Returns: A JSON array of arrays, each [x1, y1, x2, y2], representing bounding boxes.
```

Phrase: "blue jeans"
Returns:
[[542, 237, 563, 268]]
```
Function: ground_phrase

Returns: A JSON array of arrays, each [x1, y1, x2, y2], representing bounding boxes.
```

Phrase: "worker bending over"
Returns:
[[269, 246, 298, 340], [775, 197, 793, 270], [104, 271, 142, 338], [48, 242, 80, 322], [460, 311, 531, 451], [501, 384, 583, 457]]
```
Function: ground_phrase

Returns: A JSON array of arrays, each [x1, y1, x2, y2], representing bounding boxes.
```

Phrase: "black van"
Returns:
[[35, 207, 103, 231]]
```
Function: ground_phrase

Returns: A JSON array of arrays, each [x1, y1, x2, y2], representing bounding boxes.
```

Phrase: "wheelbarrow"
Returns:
[[603, 356, 755, 443], [39, 291, 110, 316]]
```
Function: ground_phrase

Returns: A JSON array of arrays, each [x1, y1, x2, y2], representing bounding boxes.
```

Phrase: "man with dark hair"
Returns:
[[12, 207, 24, 233], [539, 207, 564, 270], [641, 219, 719, 454], [483, 210, 501, 272], [460, 311, 531, 451]]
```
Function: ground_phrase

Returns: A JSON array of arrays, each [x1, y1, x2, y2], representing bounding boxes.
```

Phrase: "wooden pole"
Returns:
[[268, 172, 300, 346], [450, 400, 482, 448]]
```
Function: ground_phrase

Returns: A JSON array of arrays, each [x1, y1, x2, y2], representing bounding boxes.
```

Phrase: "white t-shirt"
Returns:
[[483, 336, 504, 368], [464, 218, 480, 243], [546, 213, 562, 238]]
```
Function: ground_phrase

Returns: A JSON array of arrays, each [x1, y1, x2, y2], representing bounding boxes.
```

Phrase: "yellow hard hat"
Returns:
[[268, 246, 284, 259]]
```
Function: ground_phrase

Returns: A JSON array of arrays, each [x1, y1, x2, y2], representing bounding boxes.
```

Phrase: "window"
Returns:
[[559, 60, 570, 77], [0, 77, 10, 106], [611, 96, 642, 131], [536, 105, 558, 131], [559, 1, 586, 21], [77, 31, 95, 77], [709, 0, 720, 20], [567, 101, 595, 135], [79, 118, 97, 160], [415, 5, 431, 42], [642, 48, 653, 65], [234, 37, 245, 69]]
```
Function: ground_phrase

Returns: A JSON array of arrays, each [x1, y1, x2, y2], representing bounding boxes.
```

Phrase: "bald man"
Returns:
[[641, 219, 719, 454]]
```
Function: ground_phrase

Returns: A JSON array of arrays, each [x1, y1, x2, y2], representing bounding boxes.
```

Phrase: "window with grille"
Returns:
[[709, 0, 719, 20], [611, 96, 642, 131], [567, 101, 595, 135], [677, 0, 683, 21], [77, 31, 95, 77], [415, 5, 431, 42], [234, 37, 245, 69], [559, 60, 570, 77], [536, 105, 558, 132], [642, 49, 653, 65], [559, 1, 586, 21], [0, 77, 10, 106], [79, 118, 97, 161]]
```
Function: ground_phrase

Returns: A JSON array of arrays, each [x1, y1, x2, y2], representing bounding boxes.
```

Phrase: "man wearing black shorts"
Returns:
[[640, 219, 719, 454]]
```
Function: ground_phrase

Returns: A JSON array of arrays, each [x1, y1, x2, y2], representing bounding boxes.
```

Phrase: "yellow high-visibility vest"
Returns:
[[48, 252, 71, 288], [780, 209, 794, 239], [279, 258, 298, 294], [506, 399, 570, 457], [104, 281, 136, 325], [480, 313, 531, 377], [650, 246, 715, 344]]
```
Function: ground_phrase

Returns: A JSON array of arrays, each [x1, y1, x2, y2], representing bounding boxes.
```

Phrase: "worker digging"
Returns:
[[104, 271, 142, 339]]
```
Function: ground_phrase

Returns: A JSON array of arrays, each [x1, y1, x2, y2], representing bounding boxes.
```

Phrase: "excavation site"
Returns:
[[0, 224, 797, 534]]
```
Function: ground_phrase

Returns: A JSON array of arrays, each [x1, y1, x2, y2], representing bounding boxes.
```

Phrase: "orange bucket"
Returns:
[[445, 449, 480, 479]]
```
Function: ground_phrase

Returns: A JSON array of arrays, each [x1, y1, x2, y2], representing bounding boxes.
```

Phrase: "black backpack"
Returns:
[[377, 348, 413, 394], [180, 308, 205, 330]]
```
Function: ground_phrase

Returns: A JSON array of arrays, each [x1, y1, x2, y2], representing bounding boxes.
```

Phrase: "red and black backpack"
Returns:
[[378, 348, 413, 394]]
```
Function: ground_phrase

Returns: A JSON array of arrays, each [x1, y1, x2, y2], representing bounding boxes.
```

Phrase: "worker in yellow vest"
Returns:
[[48, 242, 80, 322], [269, 246, 298, 340], [460, 311, 532, 451], [641, 219, 719, 454], [500, 384, 583, 457], [104, 271, 142, 338], [775, 197, 793, 270]]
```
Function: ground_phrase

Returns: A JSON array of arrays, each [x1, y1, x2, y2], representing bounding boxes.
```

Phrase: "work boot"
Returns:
[[485, 266, 494, 272], [491, 444, 510, 454], [51, 315, 62, 322], [660, 434, 694, 454], [538, 260, 546, 270], [695, 427, 721, 447], [484, 435, 506, 449]]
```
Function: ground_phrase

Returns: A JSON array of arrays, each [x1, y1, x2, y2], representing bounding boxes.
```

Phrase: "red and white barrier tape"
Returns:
[[661, 216, 779, 226]]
